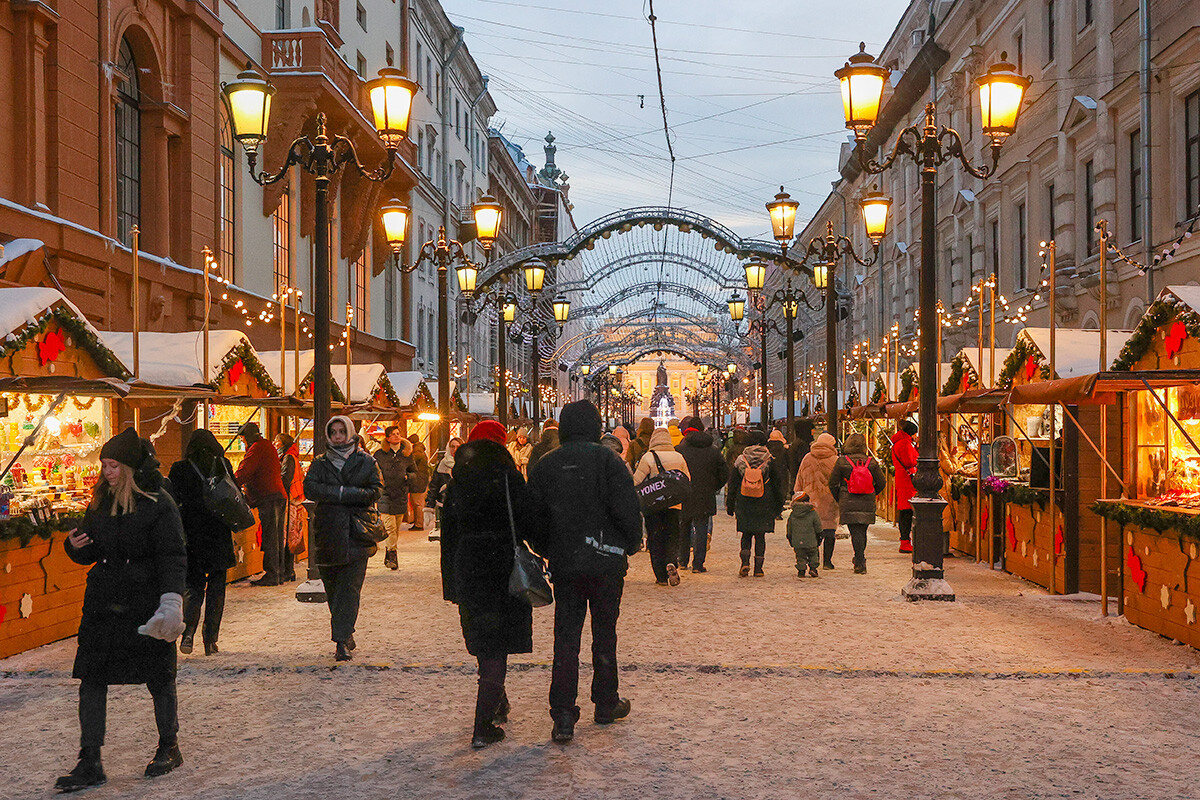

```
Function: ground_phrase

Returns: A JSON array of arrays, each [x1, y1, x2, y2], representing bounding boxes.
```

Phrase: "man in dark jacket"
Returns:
[[674, 416, 728, 572], [527, 419, 560, 474], [235, 422, 288, 586], [528, 400, 642, 745], [374, 426, 415, 570]]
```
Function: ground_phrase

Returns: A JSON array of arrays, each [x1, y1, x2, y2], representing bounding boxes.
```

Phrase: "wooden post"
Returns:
[[131, 226, 140, 432], [1047, 241, 1058, 595], [1097, 221, 1110, 615]]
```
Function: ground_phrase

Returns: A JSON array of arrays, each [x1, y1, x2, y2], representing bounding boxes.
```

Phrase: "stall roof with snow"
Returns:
[[333, 363, 399, 407], [99, 330, 280, 395], [258, 350, 346, 403], [1111, 285, 1200, 371], [1006, 328, 1134, 383], [387, 371, 435, 409], [466, 393, 496, 417], [0, 287, 131, 380], [426, 380, 469, 413]]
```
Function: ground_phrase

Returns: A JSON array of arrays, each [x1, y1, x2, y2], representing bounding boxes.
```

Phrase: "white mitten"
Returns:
[[138, 592, 186, 641]]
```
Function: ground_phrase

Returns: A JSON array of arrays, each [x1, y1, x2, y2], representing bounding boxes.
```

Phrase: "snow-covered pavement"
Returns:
[[5, 514, 1200, 799]]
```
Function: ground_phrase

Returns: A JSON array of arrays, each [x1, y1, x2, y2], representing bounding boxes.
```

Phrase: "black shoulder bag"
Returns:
[[505, 473, 553, 607]]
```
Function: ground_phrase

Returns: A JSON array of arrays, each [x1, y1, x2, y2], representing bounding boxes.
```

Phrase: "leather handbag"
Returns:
[[195, 461, 257, 531], [635, 451, 691, 513], [352, 507, 389, 545], [504, 473, 553, 608]]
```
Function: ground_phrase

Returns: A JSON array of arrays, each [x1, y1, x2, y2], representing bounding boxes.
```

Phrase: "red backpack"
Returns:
[[846, 457, 875, 494]]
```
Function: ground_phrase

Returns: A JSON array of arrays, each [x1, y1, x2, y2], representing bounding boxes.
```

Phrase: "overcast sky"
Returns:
[[440, 0, 908, 239]]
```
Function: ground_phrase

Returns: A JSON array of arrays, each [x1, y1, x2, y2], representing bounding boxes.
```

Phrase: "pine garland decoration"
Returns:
[[941, 354, 970, 396], [0, 514, 84, 546], [899, 366, 917, 402], [0, 305, 131, 380], [215, 342, 281, 395], [870, 376, 885, 404], [997, 337, 1050, 388], [1110, 295, 1200, 371], [373, 376, 400, 407], [1091, 500, 1200, 542]]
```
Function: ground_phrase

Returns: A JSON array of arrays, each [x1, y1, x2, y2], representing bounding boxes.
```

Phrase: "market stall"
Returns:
[[260, 349, 347, 457], [1091, 286, 1200, 646], [388, 371, 439, 444], [427, 380, 473, 449]]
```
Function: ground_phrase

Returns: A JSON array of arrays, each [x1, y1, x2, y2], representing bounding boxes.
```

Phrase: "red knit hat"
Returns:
[[468, 419, 507, 446]]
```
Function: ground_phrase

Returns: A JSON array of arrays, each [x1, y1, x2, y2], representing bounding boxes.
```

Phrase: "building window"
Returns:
[[115, 39, 141, 246], [275, 0, 290, 28], [219, 109, 237, 282], [417, 130, 424, 172], [356, 1, 367, 31], [356, 51, 366, 78], [417, 305, 425, 354], [455, 99, 461, 138], [1015, 33, 1024, 73], [1130, 129, 1143, 241], [1187, 90, 1200, 218], [415, 42, 422, 80], [1084, 159, 1096, 256], [352, 250, 369, 328], [1047, 183, 1057, 242], [1047, 0, 1056, 63], [966, 234, 977, 286], [273, 187, 291, 296], [1016, 202, 1028, 288], [1083, 0, 1093, 28], [425, 57, 432, 100]]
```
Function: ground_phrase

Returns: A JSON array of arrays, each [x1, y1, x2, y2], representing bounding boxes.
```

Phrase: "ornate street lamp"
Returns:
[[766, 186, 800, 257], [523, 258, 547, 295], [859, 187, 892, 246], [505, 290, 569, 424], [727, 294, 746, 323], [744, 260, 767, 293], [835, 41, 1028, 600]]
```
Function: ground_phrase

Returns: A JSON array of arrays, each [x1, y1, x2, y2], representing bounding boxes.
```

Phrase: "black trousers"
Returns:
[[184, 566, 228, 643], [898, 508, 914, 542], [79, 679, 178, 749], [258, 498, 288, 582], [318, 556, 369, 643], [739, 531, 766, 562], [549, 573, 624, 714], [644, 509, 681, 583], [848, 523, 869, 565]]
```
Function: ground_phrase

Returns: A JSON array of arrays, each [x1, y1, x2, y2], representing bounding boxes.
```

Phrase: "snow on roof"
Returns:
[[466, 392, 496, 415], [1166, 285, 1200, 314], [0, 286, 96, 338], [0, 238, 44, 268], [387, 371, 428, 406], [99, 330, 251, 386], [258, 350, 316, 396], [958, 347, 1012, 380], [1019, 328, 1134, 378], [332, 363, 388, 404]]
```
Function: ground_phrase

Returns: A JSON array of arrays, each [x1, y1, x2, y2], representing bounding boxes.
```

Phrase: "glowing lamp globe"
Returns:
[[221, 64, 275, 153], [379, 199, 409, 253], [365, 67, 417, 149], [766, 187, 800, 247], [859, 188, 892, 245], [977, 53, 1030, 145], [471, 194, 503, 251], [728, 295, 746, 322], [834, 44, 890, 141]]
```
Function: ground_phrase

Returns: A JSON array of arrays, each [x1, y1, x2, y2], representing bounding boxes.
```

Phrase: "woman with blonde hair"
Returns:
[[57, 427, 188, 791]]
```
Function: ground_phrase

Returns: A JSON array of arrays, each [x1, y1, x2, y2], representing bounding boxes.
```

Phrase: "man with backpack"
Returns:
[[527, 400, 643, 744], [726, 430, 784, 577], [828, 433, 886, 573]]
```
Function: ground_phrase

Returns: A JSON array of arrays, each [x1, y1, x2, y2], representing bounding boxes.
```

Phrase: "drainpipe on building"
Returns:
[[440, 25, 465, 382], [1140, 0, 1154, 300]]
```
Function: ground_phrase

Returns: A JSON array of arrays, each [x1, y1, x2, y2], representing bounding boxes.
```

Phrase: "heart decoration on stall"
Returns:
[[1006, 516, 1017, 551], [1024, 354, 1038, 381], [1165, 320, 1187, 359], [960, 373, 971, 394], [227, 359, 246, 385], [1055, 524, 1064, 555], [1127, 545, 1147, 591], [37, 329, 66, 366]]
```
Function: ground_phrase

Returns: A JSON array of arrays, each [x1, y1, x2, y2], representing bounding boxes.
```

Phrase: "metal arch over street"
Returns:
[[476, 206, 812, 291]]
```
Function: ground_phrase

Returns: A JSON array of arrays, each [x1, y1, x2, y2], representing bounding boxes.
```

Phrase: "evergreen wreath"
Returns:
[[0, 514, 84, 547], [0, 305, 131, 380], [870, 376, 886, 404], [997, 337, 1051, 388], [215, 343, 281, 395], [899, 366, 918, 402], [1091, 500, 1200, 543], [1110, 294, 1200, 371]]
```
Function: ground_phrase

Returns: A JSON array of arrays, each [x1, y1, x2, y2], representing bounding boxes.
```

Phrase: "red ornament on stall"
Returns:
[[1127, 545, 1147, 591], [1024, 354, 1038, 381], [0, 604, 6, 625], [37, 329, 66, 366], [1006, 516, 1017, 551], [255, 524, 263, 549], [911, 385, 919, 401], [1055, 524, 1064, 555], [1165, 320, 1187, 359], [960, 373, 972, 394], [228, 359, 246, 385]]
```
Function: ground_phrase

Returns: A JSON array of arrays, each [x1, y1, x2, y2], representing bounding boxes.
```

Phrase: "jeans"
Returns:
[[79, 679, 178, 748], [644, 509, 681, 583], [183, 566, 227, 643], [258, 498, 288, 583], [549, 573, 624, 714], [898, 508, 913, 542], [739, 531, 766, 563], [318, 556, 369, 643], [681, 515, 713, 569], [848, 523, 869, 566]]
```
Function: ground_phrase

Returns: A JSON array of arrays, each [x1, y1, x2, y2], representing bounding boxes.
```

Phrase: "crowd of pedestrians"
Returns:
[[52, 402, 905, 787]]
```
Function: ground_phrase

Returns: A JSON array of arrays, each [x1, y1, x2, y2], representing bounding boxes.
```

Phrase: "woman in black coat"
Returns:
[[168, 429, 237, 656], [57, 427, 188, 791], [828, 432, 887, 573], [440, 419, 538, 749], [304, 415, 383, 662]]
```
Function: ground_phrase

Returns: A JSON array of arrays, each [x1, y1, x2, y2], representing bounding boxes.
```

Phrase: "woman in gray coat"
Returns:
[[828, 433, 886, 574]]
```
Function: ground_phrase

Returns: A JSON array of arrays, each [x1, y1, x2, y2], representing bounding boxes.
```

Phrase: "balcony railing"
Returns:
[[262, 29, 359, 114]]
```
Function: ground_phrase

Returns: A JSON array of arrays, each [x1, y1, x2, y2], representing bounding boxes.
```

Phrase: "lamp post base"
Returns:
[[900, 496, 955, 602]]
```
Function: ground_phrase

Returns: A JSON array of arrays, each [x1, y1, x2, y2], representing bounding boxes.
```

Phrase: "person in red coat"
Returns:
[[235, 422, 289, 585], [891, 420, 919, 553]]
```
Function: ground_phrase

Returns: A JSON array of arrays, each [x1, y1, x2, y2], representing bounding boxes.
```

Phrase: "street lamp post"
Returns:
[[497, 270, 568, 426], [835, 44, 1029, 600], [381, 194, 503, 448], [459, 289, 516, 425], [222, 64, 416, 458]]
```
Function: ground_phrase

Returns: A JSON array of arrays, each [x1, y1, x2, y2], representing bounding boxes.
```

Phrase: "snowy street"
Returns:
[[5, 513, 1200, 799]]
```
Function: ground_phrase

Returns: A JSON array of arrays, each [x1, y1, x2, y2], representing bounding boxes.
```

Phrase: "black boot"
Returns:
[[144, 742, 183, 778], [55, 748, 105, 792], [551, 706, 580, 743], [822, 534, 836, 570], [335, 642, 352, 661], [493, 689, 510, 725], [178, 626, 195, 655], [738, 549, 751, 577], [384, 549, 398, 570], [471, 679, 506, 748], [595, 697, 631, 724], [753, 557, 765, 577]]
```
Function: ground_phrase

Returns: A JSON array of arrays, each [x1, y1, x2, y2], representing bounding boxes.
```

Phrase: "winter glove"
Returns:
[[138, 592, 185, 641]]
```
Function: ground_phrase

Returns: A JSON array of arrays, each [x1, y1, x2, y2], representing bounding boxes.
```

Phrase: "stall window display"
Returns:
[[1136, 386, 1200, 505], [0, 393, 109, 520], [207, 404, 263, 466]]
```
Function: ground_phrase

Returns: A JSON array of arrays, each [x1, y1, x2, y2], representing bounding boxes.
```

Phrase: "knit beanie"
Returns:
[[468, 419, 508, 446], [100, 426, 144, 468]]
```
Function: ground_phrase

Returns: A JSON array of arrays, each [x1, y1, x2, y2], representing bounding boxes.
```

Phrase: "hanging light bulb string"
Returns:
[[1104, 210, 1200, 273]]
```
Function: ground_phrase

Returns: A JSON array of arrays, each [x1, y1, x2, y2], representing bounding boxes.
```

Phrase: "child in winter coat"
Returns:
[[787, 492, 824, 578]]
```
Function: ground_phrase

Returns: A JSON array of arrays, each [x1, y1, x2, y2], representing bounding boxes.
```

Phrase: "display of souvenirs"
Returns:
[[1135, 386, 1200, 502]]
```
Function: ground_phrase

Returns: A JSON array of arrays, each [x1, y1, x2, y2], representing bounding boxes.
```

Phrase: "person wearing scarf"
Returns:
[[303, 415, 383, 661]]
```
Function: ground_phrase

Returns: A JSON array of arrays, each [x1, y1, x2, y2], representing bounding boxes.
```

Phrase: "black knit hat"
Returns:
[[100, 426, 145, 468]]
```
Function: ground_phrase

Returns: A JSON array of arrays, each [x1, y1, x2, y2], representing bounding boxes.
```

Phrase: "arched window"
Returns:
[[115, 38, 141, 245], [219, 108, 237, 282]]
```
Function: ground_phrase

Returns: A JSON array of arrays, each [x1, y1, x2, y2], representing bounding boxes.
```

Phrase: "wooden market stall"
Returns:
[[1089, 286, 1200, 646], [992, 327, 1130, 594], [388, 371, 439, 444], [259, 349, 349, 457]]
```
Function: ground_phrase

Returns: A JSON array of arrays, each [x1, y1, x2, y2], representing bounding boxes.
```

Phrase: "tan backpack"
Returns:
[[740, 464, 765, 498]]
